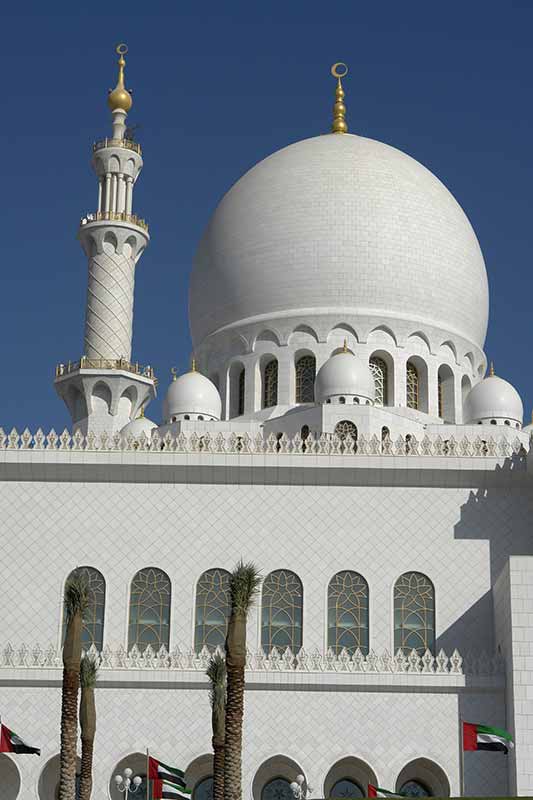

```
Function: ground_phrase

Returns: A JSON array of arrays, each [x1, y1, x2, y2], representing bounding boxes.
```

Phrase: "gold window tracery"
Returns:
[[128, 567, 171, 652], [394, 571, 435, 655], [63, 566, 105, 652], [369, 356, 388, 406], [328, 571, 369, 655], [295, 355, 316, 403], [261, 569, 303, 653], [194, 568, 231, 651], [263, 360, 278, 408], [406, 362, 419, 410]]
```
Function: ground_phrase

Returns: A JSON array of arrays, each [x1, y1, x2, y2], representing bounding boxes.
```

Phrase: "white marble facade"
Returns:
[[1, 53, 533, 799]]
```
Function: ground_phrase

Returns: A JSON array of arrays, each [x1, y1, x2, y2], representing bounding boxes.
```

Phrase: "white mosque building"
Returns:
[[1, 49, 533, 799]]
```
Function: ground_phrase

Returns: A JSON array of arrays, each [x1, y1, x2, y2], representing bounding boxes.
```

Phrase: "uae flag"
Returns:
[[463, 721, 514, 754], [368, 785, 402, 797], [0, 722, 40, 755], [149, 756, 190, 799]]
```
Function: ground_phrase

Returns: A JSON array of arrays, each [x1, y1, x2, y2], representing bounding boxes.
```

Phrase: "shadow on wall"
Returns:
[[447, 452, 533, 797]]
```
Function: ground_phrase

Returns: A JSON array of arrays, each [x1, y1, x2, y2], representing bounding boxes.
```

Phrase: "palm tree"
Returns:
[[79, 655, 98, 800], [206, 653, 226, 800], [59, 575, 88, 800], [223, 561, 261, 800]]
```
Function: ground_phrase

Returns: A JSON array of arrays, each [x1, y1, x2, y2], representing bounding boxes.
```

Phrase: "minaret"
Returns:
[[55, 44, 156, 436]]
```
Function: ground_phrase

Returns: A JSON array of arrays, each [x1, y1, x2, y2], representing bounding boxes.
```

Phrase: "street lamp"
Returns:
[[114, 766, 143, 797], [290, 774, 312, 800]]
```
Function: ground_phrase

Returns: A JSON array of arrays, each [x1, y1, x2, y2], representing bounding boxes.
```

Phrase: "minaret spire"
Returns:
[[55, 45, 155, 436], [331, 62, 349, 134]]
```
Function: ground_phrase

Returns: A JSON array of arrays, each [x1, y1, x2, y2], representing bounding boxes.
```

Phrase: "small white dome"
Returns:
[[165, 370, 222, 422], [120, 416, 157, 439], [463, 373, 523, 426], [315, 350, 376, 405]]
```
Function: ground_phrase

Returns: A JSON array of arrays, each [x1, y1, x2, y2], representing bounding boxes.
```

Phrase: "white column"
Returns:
[[97, 178, 103, 212], [111, 175, 118, 213], [104, 173, 111, 213], [427, 360, 439, 417], [125, 177, 133, 214], [116, 175, 125, 214]]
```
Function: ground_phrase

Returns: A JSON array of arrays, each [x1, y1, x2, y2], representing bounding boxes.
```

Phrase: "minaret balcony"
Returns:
[[93, 137, 142, 155], [80, 211, 149, 232], [55, 357, 156, 383]]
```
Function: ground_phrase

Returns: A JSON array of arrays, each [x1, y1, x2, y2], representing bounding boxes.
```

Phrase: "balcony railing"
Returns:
[[80, 211, 149, 232], [55, 357, 156, 380], [93, 137, 142, 155]]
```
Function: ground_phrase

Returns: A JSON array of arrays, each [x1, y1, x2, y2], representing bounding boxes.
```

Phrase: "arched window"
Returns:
[[369, 357, 388, 406], [193, 777, 214, 800], [295, 355, 316, 403], [334, 420, 358, 452], [261, 778, 293, 800], [263, 360, 278, 408], [238, 368, 245, 416], [438, 373, 443, 418], [328, 571, 369, 655], [399, 781, 430, 797], [331, 779, 364, 798], [394, 572, 435, 655], [128, 568, 171, 652], [63, 566, 105, 652], [406, 362, 419, 410], [194, 568, 231, 651], [261, 570, 303, 653]]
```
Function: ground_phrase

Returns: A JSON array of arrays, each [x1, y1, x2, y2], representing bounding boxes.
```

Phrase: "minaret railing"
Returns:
[[93, 137, 141, 155], [80, 211, 149, 232]]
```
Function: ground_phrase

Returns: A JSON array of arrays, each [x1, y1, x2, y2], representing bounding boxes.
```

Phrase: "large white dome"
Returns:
[[190, 134, 489, 349]]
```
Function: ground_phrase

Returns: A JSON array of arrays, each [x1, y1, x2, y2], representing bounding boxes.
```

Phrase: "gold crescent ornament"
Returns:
[[331, 62, 348, 79]]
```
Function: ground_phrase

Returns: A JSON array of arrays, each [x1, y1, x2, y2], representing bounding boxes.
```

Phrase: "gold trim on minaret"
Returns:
[[331, 62, 349, 134], [108, 43, 133, 113]]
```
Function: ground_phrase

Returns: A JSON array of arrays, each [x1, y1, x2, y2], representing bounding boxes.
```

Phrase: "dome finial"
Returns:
[[138, 405, 145, 418], [171, 367, 178, 382], [489, 361, 495, 377], [191, 357, 197, 372], [331, 62, 349, 134], [108, 43, 133, 114], [343, 338, 348, 353]]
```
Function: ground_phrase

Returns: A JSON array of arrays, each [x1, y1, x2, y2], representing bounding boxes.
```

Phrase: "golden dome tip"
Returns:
[[331, 62, 348, 134], [108, 43, 133, 113]]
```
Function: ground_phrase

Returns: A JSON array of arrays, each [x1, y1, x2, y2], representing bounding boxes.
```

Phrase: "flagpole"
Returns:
[[459, 717, 464, 797], [147, 748, 150, 800]]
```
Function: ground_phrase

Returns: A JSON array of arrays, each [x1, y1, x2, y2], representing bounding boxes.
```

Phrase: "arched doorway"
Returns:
[[324, 756, 377, 799], [109, 753, 148, 800], [252, 755, 306, 800], [0, 754, 20, 799], [395, 758, 450, 797]]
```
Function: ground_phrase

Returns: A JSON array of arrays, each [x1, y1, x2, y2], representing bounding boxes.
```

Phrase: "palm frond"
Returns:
[[229, 560, 261, 614], [206, 653, 226, 712], [64, 574, 89, 622], [80, 655, 98, 689]]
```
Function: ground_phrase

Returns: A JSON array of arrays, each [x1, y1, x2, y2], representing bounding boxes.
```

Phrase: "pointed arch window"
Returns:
[[261, 570, 303, 653], [128, 568, 171, 652], [394, 572, 435, 655], [238, 368, 245, 416], [369, 357, 388, 406], [328, 571, 369, 655], [263, 360, 278, 408], [334, 420, 358, 452], [194, 568, 231, 652], [63, 566, 105, 652], [295, 355, 316, 403], [406, 362, 419, 410]]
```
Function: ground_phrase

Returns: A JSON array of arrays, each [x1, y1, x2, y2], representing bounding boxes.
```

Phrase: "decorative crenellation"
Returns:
[[0, 427, 527, 457], [0, 642, 494, 676]]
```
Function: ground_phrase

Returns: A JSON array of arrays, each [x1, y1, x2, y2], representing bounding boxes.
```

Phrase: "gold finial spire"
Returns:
[[331, 62, 349, 134], [191, 358, 197, 372], [343, 338, 348, 353], [171, 367, 178, 382], [139, 405, 145, 418], [108, 43, 133, 113], [489, 361, 495, 377]]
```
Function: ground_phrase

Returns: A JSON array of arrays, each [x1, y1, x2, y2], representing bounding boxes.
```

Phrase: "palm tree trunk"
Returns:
[[79, 684, 96, 800], [212, 738, 225, 800], [79, 737, 94, 800], [59, 667, 80, 800], [59, 611, 82, 800], [224, 609, 246, 800]]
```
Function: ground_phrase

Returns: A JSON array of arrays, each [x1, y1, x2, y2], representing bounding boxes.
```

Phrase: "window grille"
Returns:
[[261, 570, 303, 653], [369, 357, 388, 405], [194, 568, 230, 651], [394, 572, 435, 655], [263, 360, 278, 408], [331, 779, 365, 798], [63, 566, 105, 652], [295, 355, 316, 403], [128, 567, 171, 652], [238, 368, 245, 416], [406, 362, 419, 410], [193, 777, 214, 800], [261, 779, 293, 800], [334, 420, 358, 452], [327, 571, 369, 655]]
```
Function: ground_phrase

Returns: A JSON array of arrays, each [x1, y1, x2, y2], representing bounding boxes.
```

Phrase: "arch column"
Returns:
[[394, 353, 408, 407], [277, 349, 292, 406], [427, 360, 439, 417], [245, 355, 261, 415]]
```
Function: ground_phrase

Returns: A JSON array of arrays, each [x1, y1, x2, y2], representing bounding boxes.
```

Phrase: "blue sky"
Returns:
[[1, 2, 532, 431]]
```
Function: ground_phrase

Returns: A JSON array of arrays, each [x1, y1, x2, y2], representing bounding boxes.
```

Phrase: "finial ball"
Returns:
[[331, 62, 348, 79]]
